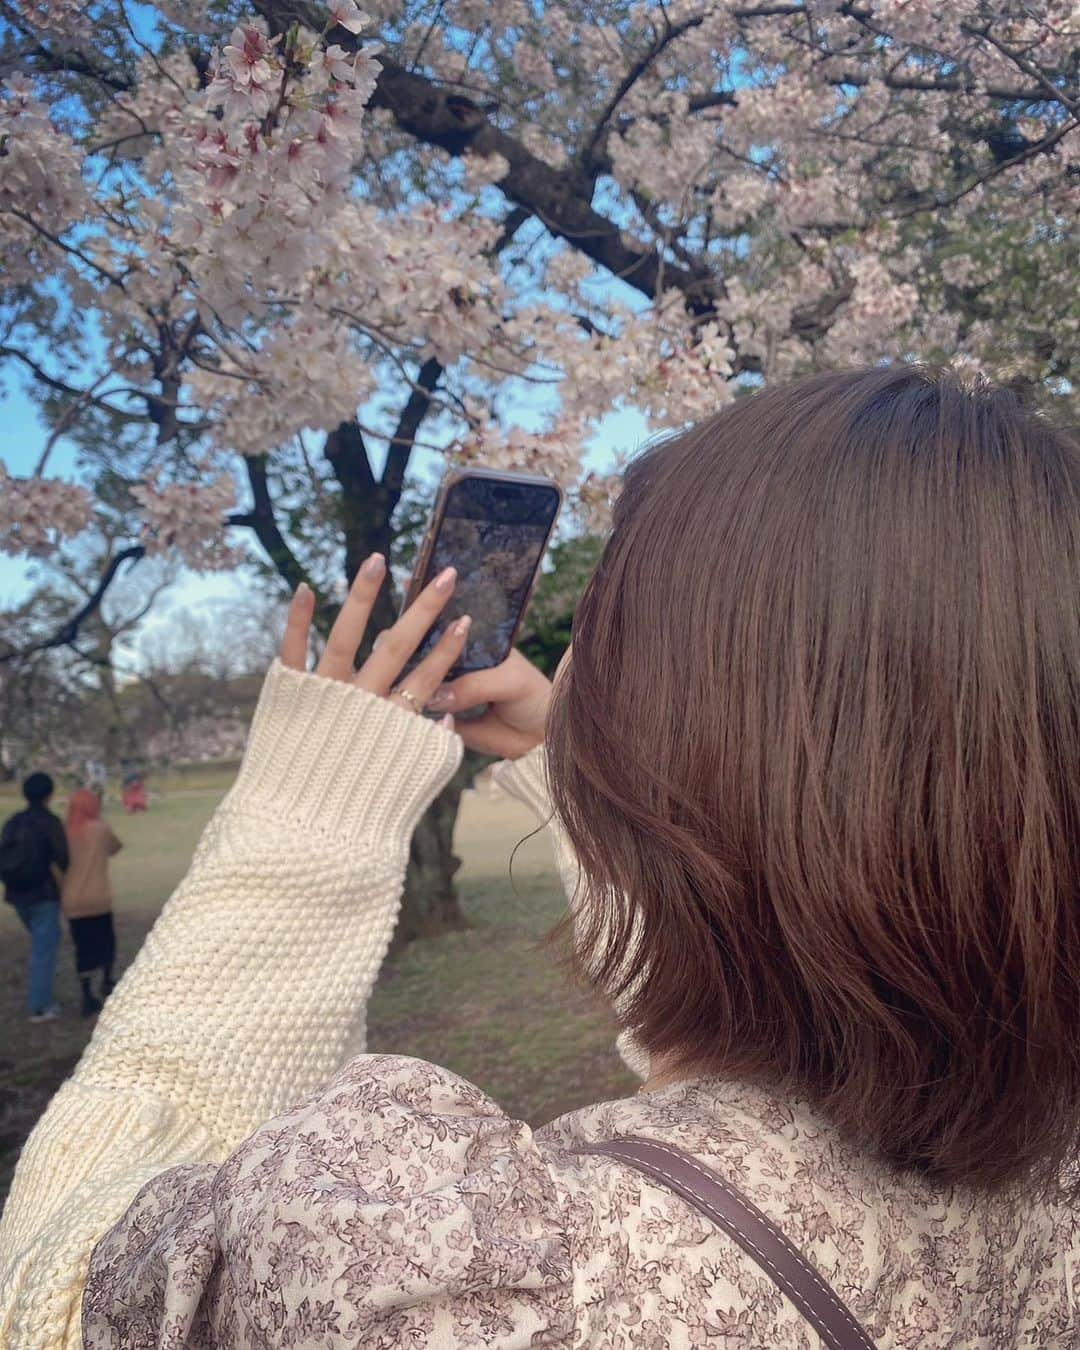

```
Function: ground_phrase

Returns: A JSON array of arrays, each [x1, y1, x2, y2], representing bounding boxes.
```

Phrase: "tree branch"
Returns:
[[0, 26, 134, 94], [889, 116, 1077, 218], [822, 68, 1067, 104], [582, 14, 706, 173], [228, 456, 336, 634], [0, 545, 146, 665], [324, 419, 377, 501], [238, 456, 311, 583], [5, 207, 127, 288], [381, 356, 443, 520], [378, 202, 530, 520], [323, 420, 387, 585], [0, 345, 145, 422]]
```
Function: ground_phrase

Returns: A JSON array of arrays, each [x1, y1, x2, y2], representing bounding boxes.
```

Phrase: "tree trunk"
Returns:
[[395, 758, 476, 950]]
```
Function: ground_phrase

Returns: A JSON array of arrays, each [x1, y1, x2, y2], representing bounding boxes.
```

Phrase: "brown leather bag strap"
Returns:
[[576, 1135, 877, 1350]]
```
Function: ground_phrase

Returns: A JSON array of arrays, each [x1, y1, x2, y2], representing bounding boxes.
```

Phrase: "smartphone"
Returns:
[[403, 468, 562, 677]]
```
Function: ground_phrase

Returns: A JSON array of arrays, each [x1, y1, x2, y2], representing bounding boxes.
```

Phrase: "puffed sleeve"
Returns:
[[82, 1055, 576, 1349]]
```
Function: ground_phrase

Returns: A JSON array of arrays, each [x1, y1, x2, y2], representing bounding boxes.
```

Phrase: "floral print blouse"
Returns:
[[83, 1053, 1079, 1347]]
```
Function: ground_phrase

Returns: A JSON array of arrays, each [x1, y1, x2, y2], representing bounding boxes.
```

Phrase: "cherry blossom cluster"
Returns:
[[131, 473, 240, 569], [0, 0, 1075, 574], [0, 75, 89, 285], [0, 467, 93, 558], [1, 8, 386, 564], [8, 1, 95, 44]]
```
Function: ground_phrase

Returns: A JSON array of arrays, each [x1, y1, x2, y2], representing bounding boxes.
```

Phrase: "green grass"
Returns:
[[0, 775, 635, 1206]]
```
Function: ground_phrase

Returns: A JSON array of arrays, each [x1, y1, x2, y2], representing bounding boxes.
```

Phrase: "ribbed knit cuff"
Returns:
[[227, 661, 463, 850], [492, 744, 552, 823]]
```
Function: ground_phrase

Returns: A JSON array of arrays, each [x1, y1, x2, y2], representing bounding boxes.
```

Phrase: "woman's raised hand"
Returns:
[[278, 555, 470, 725], [278, 554, 555, 757], [425, 650, 554, 759]]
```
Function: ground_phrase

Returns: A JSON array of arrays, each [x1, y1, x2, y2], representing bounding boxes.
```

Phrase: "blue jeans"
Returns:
[[13, 899, 60, 1015]]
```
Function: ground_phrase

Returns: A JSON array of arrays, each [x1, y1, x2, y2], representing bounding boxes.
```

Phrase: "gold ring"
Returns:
[[392, 687, 423, 714]]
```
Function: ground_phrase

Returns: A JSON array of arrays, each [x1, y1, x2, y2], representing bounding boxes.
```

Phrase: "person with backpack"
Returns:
[[1, 772, 69, 1023]]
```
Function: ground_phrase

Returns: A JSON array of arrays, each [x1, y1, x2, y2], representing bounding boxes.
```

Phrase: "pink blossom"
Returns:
[[315, 43, 357, 84], [223, 26, 275, 89], [328, 0, 370, 35], [0, 469, 93, 558], [131, 473, 240, 570], [1, 0, 1076, 575]]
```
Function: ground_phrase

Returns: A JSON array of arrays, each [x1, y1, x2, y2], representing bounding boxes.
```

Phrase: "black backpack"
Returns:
[[0, 817, 48, 891]]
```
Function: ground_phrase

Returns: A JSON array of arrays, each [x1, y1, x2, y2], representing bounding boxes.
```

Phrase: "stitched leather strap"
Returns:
[[576, 1135, 877, 1350]]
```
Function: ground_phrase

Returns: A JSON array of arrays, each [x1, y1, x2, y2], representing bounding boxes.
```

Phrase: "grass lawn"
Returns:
[[0, 771, 636, 1207]]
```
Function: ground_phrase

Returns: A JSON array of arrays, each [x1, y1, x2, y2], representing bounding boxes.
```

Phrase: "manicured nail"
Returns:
[[434, 566, 457, 593], [428, 686, 455, 709], [440, 714, 455, 732], [452, 615, 472, 637], [361, 553, 385, 578]]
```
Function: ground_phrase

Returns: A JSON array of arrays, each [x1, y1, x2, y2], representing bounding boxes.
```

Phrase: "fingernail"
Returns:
[[434, 566, 457, 593], [441, 714, 455, 733], [295, 581, 312, 600], [361, 553, 385, 578], [453, 615, 471, 638], [428, 687, 455, 709]]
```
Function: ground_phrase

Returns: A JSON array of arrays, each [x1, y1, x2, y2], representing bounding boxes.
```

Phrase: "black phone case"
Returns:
[[402, 467, 563, 679]]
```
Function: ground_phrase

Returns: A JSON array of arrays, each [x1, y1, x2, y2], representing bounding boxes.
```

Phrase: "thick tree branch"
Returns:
[[5, 207, 127, 288], [0, 10, 134, 94], [323, 419, 384, 586], [0, 345, 145, 422], [227, 459, 338, 633], [254, 1, 718, 315], [377, 202, 531, 520], [381, 355, 443, 520], [372, 54, 719, 305], [324, 418, 377, 502], [250, 5, 858, 373], [235, 455, 326, 608], [825, 68, 1067, 104], [0, 545, 146, 664]]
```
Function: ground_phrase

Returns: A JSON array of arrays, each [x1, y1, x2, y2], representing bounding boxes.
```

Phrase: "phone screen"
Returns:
[[412, 474, 561, 674]]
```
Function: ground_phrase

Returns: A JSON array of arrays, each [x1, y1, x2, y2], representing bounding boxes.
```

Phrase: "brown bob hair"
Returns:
[[548, 364, 1080, 1197]]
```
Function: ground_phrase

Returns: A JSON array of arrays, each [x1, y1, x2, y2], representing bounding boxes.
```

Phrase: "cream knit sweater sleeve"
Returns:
[[0, 661, 462, 1350]]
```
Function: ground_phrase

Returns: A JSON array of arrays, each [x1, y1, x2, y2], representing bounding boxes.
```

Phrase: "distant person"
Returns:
[[62, 789, 122, 1018], [121, 772, 147, 814], [84, 759, 106, 795], [0, 772, 68, 1023]]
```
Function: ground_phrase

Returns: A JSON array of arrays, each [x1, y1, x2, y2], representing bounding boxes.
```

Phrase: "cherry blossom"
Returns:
[[131, 474, 240, 570], [0, 0, 1075, 575], [328, 1, 370, 35], [0, 469, 93, 557]]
